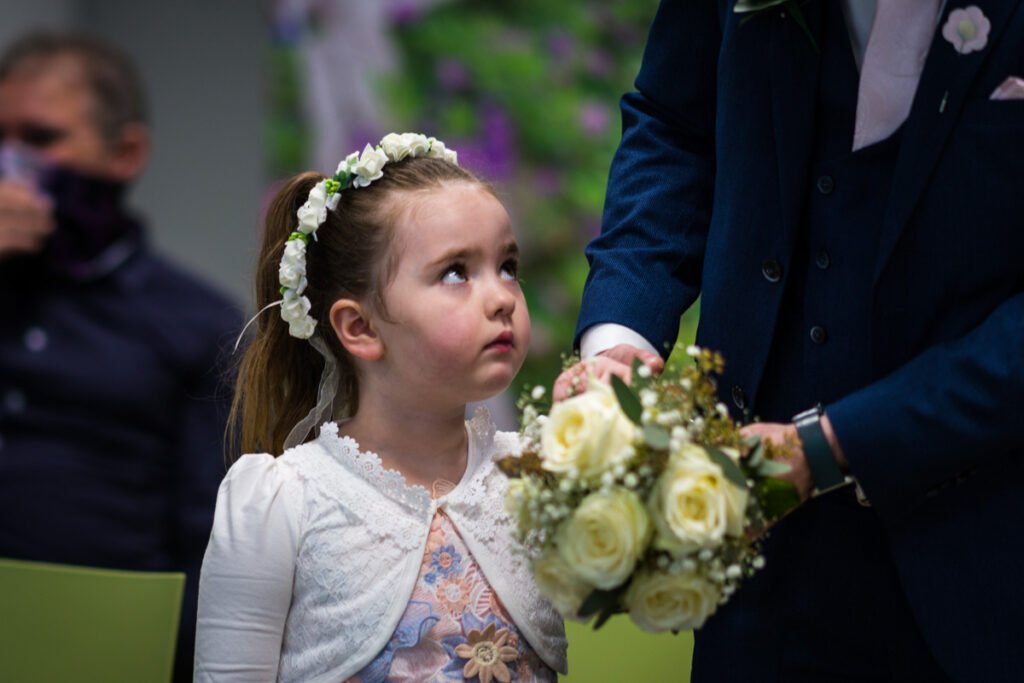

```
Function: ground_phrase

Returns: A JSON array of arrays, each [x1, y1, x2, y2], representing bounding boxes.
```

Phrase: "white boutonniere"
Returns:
[[942, 5, 990, 55]]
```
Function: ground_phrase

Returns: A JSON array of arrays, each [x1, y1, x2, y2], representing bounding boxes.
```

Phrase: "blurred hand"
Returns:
[[0, 180, 54, 257], [741, 422, 813, 502], [553, 344, 665, 402]]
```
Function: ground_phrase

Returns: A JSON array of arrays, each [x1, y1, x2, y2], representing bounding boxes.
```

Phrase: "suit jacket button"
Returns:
[[810, 325, 828, 345], [815, 249, 831, 270], [816, 175, 835, 194], [731, 385, 746, 409], [761, 259, 783, 282]]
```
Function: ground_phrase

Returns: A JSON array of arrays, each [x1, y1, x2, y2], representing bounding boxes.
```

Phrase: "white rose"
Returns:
[[531, 551, 593, 620], [278, 264, 306, 293], [400, 132, 430, 157], [307, 180, 328, 206], [280, 290, 316, 339], [336, 151, 359, 176], [288, 316, 316, 339], [296, 180, 329, 233], [649, 444, 749, 556], [557, 488, 651, 590], [540, 380, 635, 480], [352, 144, 389, 187], [379, 133, 409, 161], [625, 568, 721, 632], [443, 148, 458, 165], [296, 202, 320, 234], [426, 137, 448, 159]]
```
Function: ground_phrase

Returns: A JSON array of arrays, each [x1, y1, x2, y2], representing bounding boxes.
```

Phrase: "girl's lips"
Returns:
[[486, 331, 514, 351]]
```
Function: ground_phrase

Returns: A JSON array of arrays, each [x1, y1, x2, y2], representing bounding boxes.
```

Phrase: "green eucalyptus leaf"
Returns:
[[759, 477, 800, 520], [611, 374, 643, 425], [592, 600, 620, 630], [707, 447, 748, 488], [643, 424, 671, 450], [757, 459, 792, 477], [577, 587, 622, 620], [745, 441, 765, 468]]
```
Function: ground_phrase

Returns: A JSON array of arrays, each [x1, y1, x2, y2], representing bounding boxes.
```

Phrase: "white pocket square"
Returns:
[[990, 76, 1024, 100]]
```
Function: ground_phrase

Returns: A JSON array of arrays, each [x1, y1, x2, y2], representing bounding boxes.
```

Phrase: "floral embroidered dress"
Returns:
[[195, 410, 566, 682], [346, 478, 555, 683]]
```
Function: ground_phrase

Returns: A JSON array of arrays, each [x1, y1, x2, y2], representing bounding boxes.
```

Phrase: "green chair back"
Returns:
[[0, 558, 185, 683], [563, 618, 694, 682]]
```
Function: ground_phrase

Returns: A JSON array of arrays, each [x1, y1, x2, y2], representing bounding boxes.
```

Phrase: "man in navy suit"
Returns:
[[571, 1, 1023, 680]]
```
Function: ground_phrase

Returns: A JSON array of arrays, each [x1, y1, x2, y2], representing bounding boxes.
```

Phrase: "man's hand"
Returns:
[[0, 180, 54, 257], [741, 422, 814, 502], [741, 414, 847, 503], [553, 344, 665, 402]]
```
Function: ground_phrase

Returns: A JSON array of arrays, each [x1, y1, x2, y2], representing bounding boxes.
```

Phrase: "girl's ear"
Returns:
[[329, 299, 384, 361]]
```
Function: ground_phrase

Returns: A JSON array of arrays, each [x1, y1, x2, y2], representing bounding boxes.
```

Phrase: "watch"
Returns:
[[792, 404, 850, 495]]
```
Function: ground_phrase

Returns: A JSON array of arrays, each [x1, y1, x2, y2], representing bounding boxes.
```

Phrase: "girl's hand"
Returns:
[[552, 344, 664, 402]]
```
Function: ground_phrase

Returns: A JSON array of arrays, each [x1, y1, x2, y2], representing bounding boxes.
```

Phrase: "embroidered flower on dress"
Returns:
[[454, 623, 519, 683], [436, 575, 472, 618], [942, 5, 990, 54], [425, 544, 463, 586]]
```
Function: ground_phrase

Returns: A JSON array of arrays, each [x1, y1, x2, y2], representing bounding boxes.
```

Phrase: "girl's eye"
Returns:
[[500, 259, 519, 281], [441, 265, 467, 284]]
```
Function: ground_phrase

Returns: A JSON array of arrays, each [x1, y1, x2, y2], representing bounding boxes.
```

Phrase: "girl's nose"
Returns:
[[486, 278, 517, 318]]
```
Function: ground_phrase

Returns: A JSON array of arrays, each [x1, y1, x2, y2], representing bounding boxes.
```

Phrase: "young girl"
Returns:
[[193, 134, 567, 682]]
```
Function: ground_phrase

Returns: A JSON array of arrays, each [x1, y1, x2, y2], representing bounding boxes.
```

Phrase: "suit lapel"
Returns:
[[874, 0, 1023, 283], [770, 2, 824, 249]]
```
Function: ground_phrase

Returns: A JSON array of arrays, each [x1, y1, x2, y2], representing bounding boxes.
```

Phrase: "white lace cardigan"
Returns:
[[193, 410, 567, 682]]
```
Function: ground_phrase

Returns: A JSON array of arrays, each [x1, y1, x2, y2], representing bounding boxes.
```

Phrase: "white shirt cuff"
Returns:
[[579, 323, 660, 359]]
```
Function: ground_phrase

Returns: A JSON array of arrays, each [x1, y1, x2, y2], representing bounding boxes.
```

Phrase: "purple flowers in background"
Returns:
[[436, 59, 471, 92], [535, 167, 563, 197], [388, 0, 426, 26], [547, 29, 575, 60], [578, 101, 611, 136], [454, 105, 517, 182]]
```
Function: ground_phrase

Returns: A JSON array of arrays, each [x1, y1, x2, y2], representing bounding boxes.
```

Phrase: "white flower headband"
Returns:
[[278, 132, 458, 339]]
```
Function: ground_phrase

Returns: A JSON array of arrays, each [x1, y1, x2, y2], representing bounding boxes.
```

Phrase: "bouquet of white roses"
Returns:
[[498, 346, 798, 632]]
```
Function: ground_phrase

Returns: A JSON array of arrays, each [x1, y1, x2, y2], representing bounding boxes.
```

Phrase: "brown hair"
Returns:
[[230, 156, 490, 458], [0, 30, 148, 142]]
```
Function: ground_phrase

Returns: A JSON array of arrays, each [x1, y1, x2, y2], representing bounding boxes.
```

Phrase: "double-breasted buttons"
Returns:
[[761, 259, 783, 282], [816, 175, 835, 195], [815, 249, 831, 270], [810, 325, 828, 345]]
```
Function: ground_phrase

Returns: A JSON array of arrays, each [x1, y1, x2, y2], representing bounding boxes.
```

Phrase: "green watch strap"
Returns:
[[793, 406, 845, 491]]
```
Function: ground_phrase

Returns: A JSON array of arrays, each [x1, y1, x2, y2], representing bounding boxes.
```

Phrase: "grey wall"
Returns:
[[2, 0, 267, 306]]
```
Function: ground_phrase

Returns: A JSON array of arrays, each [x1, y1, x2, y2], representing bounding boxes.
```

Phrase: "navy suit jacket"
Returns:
[[577, 1, 1024, 679]]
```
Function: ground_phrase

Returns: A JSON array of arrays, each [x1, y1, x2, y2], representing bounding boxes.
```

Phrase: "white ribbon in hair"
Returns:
[[283, 334, 340, 450]]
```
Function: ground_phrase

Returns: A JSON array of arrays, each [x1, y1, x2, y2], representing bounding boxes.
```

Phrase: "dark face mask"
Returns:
[[0, 144, 141, 282], [38, 164, 141, 280]]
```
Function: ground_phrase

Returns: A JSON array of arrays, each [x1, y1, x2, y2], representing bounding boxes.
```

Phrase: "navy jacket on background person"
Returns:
[[577, 0, 1023, 680], [0, 231, 239, 682]]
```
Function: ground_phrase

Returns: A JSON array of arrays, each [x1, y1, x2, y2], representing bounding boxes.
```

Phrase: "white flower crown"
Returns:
[[278, 133, 459, 339]]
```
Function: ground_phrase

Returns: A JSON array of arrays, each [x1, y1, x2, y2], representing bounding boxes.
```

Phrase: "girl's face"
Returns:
[[373, 182, 530, 409]]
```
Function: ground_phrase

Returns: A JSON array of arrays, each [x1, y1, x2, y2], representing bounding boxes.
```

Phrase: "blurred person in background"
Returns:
[[0, 30, 239, 681]]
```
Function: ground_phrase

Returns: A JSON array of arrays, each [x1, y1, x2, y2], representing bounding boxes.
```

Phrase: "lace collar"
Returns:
[[315, 407, 498, 516]]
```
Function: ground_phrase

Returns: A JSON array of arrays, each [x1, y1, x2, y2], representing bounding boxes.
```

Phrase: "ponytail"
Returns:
[[228, 173, 327, 458]]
